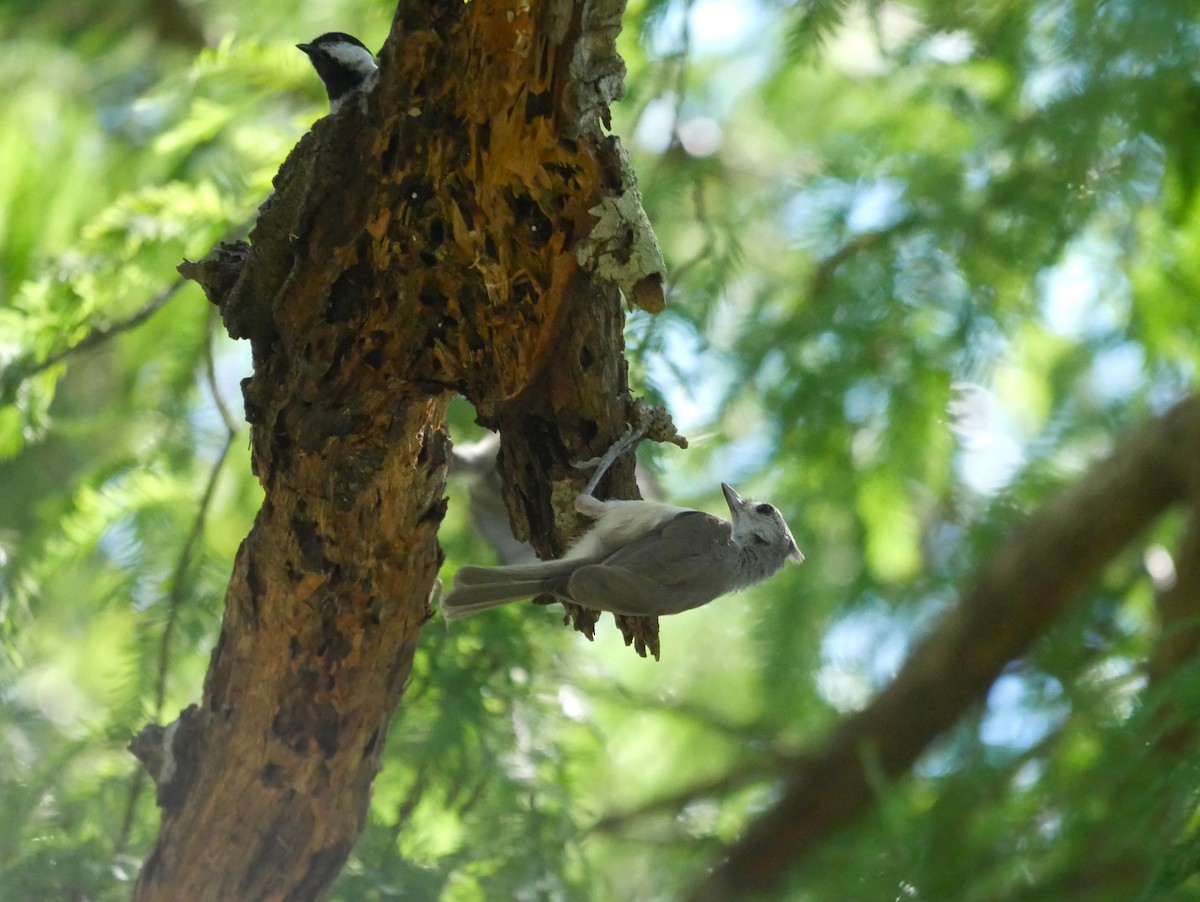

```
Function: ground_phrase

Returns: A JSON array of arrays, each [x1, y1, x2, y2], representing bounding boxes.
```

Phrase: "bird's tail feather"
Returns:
[[451, 558, 582, 586], [440, 579, 553, 620]]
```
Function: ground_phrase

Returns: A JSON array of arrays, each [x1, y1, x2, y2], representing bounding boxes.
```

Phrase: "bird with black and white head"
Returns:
[[297, 32, 379, 112]]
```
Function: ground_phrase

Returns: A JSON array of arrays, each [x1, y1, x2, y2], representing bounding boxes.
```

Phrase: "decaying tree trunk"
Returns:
[[132, 1, 669, 898]]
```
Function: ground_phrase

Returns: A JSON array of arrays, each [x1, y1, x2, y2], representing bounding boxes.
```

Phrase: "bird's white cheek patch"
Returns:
[[327, 43, 378, 75]]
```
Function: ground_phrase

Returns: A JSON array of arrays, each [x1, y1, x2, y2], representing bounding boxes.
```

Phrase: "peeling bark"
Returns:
[[136, 1, 667, 898]]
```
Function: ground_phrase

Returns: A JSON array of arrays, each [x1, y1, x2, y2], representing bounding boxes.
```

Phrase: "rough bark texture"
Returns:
[[688, 396, 1200, 901], [135, 1, 665, 898]]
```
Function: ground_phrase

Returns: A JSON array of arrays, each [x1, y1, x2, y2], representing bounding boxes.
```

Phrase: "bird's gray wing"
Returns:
[[601, 511, 732, 571], [566, 512, 737, 616], [565, 566, 682, 616]]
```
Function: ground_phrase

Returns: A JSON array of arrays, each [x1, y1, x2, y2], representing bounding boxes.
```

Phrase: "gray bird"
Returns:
[[441, 484, 803, 620]]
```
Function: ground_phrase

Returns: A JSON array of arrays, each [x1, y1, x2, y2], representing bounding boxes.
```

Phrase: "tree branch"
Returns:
[[689, 396, 1200, 900], [134, 1, 668, 896]]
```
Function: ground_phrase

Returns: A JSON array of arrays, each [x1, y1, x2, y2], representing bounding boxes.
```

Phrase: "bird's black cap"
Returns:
[[296, 32, 370, 54]]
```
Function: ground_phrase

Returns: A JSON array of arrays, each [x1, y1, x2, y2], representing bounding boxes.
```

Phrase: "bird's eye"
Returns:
[[755, 503, 774, 515]]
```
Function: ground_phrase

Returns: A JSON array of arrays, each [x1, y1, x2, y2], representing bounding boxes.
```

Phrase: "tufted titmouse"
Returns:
[[441, 482, 803, 620]]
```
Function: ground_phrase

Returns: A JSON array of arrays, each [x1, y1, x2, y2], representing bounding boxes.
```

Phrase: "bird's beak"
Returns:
[[787, 540, 805, 564], [296, 43, 314, 54], [721, 483, 745, 515]]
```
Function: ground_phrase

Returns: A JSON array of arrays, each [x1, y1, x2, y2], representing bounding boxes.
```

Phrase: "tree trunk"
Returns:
[[133, 1, 666, 897]]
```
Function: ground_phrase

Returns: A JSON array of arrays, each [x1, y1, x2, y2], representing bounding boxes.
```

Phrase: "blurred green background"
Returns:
[[2, 0, 1199, 898]]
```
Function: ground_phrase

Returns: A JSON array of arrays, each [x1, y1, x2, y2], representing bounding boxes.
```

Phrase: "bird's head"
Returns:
[[297, 32, 378, 110], [722, 483, 804, 564]]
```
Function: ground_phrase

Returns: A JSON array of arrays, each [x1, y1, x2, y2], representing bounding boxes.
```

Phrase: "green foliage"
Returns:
[[3, 0, 1200, 900]]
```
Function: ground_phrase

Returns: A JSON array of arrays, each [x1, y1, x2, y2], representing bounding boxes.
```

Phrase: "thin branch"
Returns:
[[389, 761, 433, 841], [806, 216, 916, 302], [588, 759, 782, 837], [202, 308, 240, 436], [16, 279, 186, 385], [687, 396, 1200, 901], [665, 0, 695, 152], [152, 327, 238, 722], [7, 216, 258, 398], [663, 181, 718, 303], [115, 321, 240, 854], [598, 684, 782, 747]]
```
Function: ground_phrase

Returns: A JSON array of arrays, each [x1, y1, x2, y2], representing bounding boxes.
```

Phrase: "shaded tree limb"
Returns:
[[689, 396, 1200, 901]]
